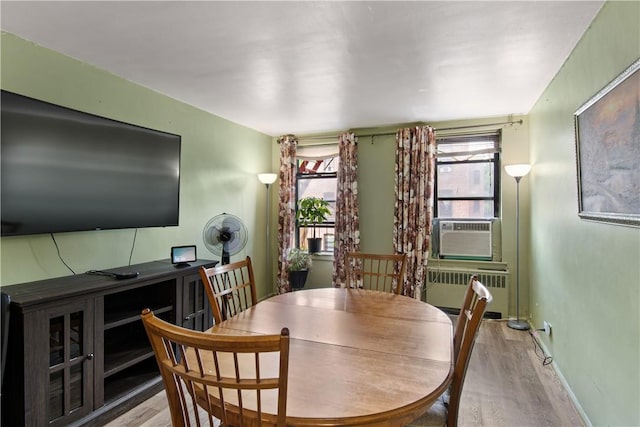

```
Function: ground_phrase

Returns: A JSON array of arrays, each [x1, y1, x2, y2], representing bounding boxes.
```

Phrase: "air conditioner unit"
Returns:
[[439, 220, 492, 260]]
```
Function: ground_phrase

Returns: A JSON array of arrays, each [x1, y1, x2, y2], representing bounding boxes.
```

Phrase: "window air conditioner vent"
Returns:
[[439, 220, 492, 260], [448, 221, 491, 232]]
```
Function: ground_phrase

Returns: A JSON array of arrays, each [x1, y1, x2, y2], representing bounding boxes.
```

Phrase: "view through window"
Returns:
[[435, 134, 500, 218], [296, 156, 338, 252]]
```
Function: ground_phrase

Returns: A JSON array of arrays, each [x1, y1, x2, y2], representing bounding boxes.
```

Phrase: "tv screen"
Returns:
[[1, 90, 181, 236]]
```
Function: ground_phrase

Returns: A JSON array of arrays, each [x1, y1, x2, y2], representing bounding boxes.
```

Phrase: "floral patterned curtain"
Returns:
[[394, 126, 436, 298], [333, 132, 359, 287], [276, 135, 297, 293]]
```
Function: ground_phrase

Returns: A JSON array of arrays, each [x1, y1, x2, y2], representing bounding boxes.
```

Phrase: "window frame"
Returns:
[[434, 134, 501, 219]]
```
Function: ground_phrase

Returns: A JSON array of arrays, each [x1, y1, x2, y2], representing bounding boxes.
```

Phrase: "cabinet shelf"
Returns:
[[103, 308, 172, 378], [103, 279, 175, 325], [104, 343, 155, 378], [104, 305, 173, 330], [103, 358, 162, 405]]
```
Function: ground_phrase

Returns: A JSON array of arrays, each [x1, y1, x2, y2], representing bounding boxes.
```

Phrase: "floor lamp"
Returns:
[[505, 164, 531, 331], [258, 173, 278, 293]]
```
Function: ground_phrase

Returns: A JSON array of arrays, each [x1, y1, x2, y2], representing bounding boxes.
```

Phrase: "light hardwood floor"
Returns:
[[105, 319, 584, 427]]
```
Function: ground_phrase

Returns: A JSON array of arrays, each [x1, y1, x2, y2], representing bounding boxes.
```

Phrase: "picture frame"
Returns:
[[574, 58, 640, 227]]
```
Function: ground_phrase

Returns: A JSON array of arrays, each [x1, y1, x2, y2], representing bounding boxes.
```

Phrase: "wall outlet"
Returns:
[[543, 320, 552, 336]]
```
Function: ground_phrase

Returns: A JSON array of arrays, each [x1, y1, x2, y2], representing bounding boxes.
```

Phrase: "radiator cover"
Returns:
[[425, 267, 509, 318]]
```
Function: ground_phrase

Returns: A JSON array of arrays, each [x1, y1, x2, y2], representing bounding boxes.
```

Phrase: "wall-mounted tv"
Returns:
[[1, 90, 181, 237]]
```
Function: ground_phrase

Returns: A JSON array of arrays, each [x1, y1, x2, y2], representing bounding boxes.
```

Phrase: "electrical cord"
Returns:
[[424, 256, 443, 297], [51, 233, 76, 275], [49, 229, 138, 278], [530, 329, 553, 366], [128, 228, 138, 266]]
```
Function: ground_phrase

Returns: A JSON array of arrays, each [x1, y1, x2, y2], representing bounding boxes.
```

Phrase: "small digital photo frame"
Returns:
[[171, 245, 197, 268]]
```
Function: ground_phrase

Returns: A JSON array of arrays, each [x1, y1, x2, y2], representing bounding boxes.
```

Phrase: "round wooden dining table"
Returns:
[[202, 287, 453, 426]]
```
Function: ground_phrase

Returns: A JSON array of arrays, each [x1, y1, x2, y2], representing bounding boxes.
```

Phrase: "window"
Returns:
[[435, 134, 500, 219], [295, 154, 338, 252]]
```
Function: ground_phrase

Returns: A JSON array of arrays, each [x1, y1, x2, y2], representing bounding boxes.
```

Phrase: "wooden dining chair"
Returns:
[[408, 275, 492, 427], [199, 256, 257, 325], [141, 308, 290, 427], [345, 252, 407, 295]]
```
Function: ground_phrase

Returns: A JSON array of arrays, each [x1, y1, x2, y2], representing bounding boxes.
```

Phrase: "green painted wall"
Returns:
[[300, 116, 530, 316], [0, 33, 275, 299], [528, 2, 640, 425]]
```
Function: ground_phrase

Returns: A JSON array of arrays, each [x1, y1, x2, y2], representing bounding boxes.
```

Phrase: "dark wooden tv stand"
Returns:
[[1, 258, 217, 426]]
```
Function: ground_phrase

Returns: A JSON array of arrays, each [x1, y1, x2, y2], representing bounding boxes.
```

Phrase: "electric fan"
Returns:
[[202, 213, 248, 265]]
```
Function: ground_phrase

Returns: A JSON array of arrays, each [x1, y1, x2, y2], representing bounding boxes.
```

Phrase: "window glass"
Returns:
[[296, 155, 338, 252], [70, 363, 83, 410], [49, 370, 64, 420], [49, 315, 64, 367], [435, 135, 500, 219], [437, 140, 496, 161], [437, 200, 495, 218], [437, 162, 494, 198]]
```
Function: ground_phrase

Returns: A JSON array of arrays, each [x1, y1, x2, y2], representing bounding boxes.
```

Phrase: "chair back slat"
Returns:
[[200, 256, 257, 324], [345, 252, 407, 294], [447, 275, 492, 427], [142, 308, 290, 427]]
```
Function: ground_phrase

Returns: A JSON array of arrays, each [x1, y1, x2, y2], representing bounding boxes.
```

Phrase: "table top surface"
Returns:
[[205, 287, 453, 426]]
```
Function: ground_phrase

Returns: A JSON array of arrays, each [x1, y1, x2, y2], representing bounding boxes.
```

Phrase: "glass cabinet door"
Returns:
[[182, 273, 212, 331], [48, 300, 94, 426]]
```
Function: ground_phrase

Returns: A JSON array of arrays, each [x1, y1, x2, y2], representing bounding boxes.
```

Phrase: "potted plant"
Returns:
[[286, 248, 312, 290], [296, 196, 331, 254]]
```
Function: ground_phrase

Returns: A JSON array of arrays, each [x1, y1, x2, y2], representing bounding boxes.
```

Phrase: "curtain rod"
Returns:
[[292, 119, 523, 143], [436, 119, 523, 132]]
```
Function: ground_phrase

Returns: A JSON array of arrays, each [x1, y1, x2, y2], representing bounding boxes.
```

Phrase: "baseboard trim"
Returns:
[[530, 327, 593, 427]]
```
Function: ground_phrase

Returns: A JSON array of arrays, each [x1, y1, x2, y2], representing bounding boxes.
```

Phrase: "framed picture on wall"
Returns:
[[574, 58, 640, 227]]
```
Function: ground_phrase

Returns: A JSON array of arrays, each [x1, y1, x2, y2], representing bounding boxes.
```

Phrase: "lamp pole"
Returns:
[[505, 164, 531, 331], [258, 173, 278, 294]]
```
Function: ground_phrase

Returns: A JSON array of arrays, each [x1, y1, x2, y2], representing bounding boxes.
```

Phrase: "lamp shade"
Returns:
[[258, 173, 278, 185], [505, 164, 531, 178]]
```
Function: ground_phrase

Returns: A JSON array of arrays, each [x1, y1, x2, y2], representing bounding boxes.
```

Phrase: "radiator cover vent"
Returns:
[[426, 267, 509, 317], [427, 270, 506, 289]]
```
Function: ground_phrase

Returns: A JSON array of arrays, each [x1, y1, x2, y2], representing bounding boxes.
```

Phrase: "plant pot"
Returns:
[[289, 270, 309, 290], [307, 237, 322, 254]]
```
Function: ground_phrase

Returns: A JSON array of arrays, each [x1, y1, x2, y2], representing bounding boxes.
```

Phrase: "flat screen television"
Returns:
[[1, 90, 181, 236]]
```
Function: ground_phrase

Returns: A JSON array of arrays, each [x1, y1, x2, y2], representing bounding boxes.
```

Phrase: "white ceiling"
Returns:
[[1, 1, 604, 136]]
